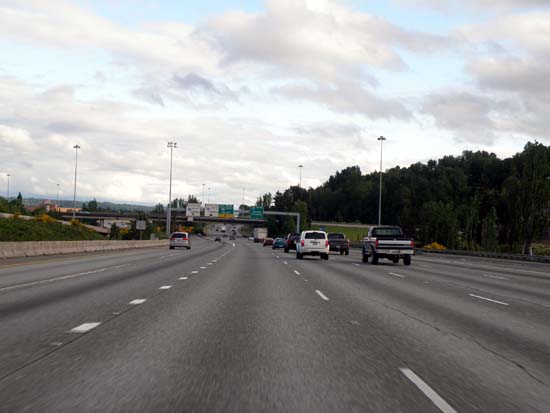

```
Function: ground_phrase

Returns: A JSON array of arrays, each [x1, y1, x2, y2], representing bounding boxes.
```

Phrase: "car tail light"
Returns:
[[325, 240, 329, 247], [411, 240, 415, 248], [301, 240, 305, 247], [375, 239, 379, 247], [170, 237, 175, 241]]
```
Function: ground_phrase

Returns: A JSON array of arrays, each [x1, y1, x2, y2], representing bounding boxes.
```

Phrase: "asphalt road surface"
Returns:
[[0, 236, 549, 412]]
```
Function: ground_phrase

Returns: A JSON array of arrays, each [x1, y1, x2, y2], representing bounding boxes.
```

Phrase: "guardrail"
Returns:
[[348, 241, 550, 263], [414, 248, 550, 264], [0, 240, 169, 259]]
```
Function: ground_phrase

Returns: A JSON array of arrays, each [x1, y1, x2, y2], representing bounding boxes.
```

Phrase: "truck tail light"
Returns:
[[411, 240, 415, 248], [326, 240, 329, 247], [301, 240, 305, 247], [375, 239, 379, 248]]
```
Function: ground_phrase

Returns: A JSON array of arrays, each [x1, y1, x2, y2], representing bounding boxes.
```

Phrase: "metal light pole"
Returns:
[[6, 173, 10, 199], [166, 141, 177, 236], [298, 164, 303, 187], [56, 184, 60, 207], [242, 188, 245, 205], [72, 145, 80, 219], [207, 187, 211, 203], [377, 136, 386, 225], [202, 183, 205, 208]]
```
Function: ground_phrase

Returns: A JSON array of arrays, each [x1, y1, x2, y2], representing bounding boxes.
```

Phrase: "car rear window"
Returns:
[[305, 232, 326, 240], [328, 233, 345, 239], [172, 233, 187, 238], [372, 228, 402, 237]]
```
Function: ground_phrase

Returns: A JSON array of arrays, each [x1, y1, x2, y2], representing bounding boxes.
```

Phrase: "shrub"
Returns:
[[424, 242, 447, 250]]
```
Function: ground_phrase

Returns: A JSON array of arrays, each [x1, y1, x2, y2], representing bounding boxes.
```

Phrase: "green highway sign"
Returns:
[[218, 204, 234, 218], [250, 206, 264, 219]]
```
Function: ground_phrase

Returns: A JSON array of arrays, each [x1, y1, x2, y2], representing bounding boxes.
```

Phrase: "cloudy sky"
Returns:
[[1, 0, 549, 206]]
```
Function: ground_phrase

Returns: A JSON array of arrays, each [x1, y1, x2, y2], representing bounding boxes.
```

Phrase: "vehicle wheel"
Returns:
[[362, 250, 369, 263], [340, 250, 344, 255], [404, 255, 411, 266], [284, 248, 289, 253], [169, 246, 174, 250], [392, 257, 399, 264], [296, 252, 301, 260], [345, 250, 349, 256], [371, 252, 379, 265], [322, 253, 329, 260]]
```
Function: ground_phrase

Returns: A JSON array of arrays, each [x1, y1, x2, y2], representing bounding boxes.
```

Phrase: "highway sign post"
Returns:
[[136, 220, 146, 240], [250, 206, 264, 219]]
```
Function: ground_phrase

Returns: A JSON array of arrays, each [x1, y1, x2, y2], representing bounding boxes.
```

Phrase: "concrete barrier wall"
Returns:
[[0, 240, 169, 259]]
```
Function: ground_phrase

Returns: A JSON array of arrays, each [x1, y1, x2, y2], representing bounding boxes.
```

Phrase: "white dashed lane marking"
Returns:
[[191, 271, 199, 274], [69, 323, 101, 333], [129, 299, 146, 305], [483, 274, 508, 280], [315, 290, 329, 301], [294, 270, 301, 275], [389, 272, 405, 278], [159, 285, 172, 290], [400, 368, 457, 413], [469, 293, 509, 306], [200, 266, 206, 269], [178, 277, 188, 280], [283, 261, 288, 265]]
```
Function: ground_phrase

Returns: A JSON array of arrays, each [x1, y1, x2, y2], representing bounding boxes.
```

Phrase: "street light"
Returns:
[[298, 164, 303, 187], [6, 173, 10, 199], [166, 141, 177, 236], [72, 145, 80, 219], [377, 136, 386, 225]]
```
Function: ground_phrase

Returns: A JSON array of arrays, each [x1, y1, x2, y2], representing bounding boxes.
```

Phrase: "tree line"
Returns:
[[257, 141, 550, 254]]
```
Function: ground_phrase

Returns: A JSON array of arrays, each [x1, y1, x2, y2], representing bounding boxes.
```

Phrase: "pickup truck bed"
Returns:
[[362, 226, 414, 265]]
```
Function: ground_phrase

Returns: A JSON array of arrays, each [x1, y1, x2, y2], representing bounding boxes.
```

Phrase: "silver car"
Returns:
[[169, 232, 191, 249]]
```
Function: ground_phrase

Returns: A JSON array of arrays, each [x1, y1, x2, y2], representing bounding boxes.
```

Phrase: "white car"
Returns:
[[296, 230, 329, 260], [169, 232, 191, 249]]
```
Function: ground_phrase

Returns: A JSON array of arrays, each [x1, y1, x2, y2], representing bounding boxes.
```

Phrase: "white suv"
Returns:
[[296, 230, 329, 260], [169, 232, 191, 249]]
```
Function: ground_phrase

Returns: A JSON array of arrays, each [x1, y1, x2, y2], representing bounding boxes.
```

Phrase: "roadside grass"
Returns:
[[0, 217, 104, 241]]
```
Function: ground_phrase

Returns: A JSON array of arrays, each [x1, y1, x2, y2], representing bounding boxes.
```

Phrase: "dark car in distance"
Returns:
[[284, 233, 300, 253], [327, 232, 350, 255]]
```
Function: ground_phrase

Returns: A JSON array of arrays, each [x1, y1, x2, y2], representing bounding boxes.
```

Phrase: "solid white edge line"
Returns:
[[469, 293, 509, 306], [159, 285, 172, 290], [294, 270, 301, 275], [400, 368, 457, 413], [129, 299, 146, 305], [69, 322, 101, 333], [0, 264, 130, 293], [315, 289, 329, 301], [389, 272, 405, 278]]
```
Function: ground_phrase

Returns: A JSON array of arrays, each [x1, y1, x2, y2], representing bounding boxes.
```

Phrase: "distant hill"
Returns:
[[22, 197, 155, 212]]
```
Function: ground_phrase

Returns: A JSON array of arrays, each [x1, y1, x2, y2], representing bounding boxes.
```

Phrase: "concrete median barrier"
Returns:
[[0, 240, 169, 259]]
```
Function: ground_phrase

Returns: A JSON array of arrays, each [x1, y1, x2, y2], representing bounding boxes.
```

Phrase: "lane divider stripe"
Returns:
[[400, 368, 457, 413]]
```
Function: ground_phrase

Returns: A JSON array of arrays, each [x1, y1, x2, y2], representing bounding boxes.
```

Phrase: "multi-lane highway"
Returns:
[[0, 237, 549, 412]]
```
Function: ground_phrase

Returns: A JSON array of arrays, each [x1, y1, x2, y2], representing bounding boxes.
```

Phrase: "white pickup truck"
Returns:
[[362, 226, 414, 265]]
